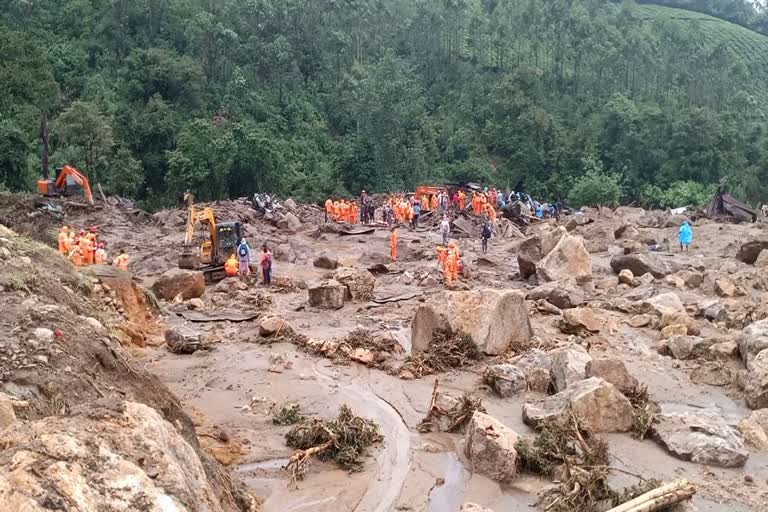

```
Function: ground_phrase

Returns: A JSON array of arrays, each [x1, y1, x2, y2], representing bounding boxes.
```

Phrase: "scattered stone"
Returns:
[[559, 307, 601, 335], [618, 269, 635, 286], [259, 317, 291, 337], [333, 267, 376, 301], [33, 328, 54, 343], [737, 410, 768, 450], [576, 223, 615, 253], [615, 224, 640, 240], [664, 275, 685, 289], [690, 362, 732, 387], [313, 251, 339, 270], [187, 298, 205, 310], [485, 364, 527, 398], [585, 358, 638, 393], [653, 412, 749, 468], [284, 198, 298, 210], [536, 234, 592, 283], [622, 240, 647, 255], [637, 292, 686, 317], [514, 349, 553, 393], [464, 411, 518, 483], [83, 317, 105, 331], [703, 301, 728, 323], [523, 378, 633, 433], [526, 279, 584, 309], [308, 280, 346, 310], [661, 324, 690, 339], [709, 341, 738, 360], [551, 345, 592, 392], [411, 290, 532, 355], [274, 244, 297, 263], [629, 314, 654, 328], [350, 348, 375, 365], [676, 270, 704, 288], [277, 212, 302, 232], [714, 277, 737, 298], [517, 227, 566, 279], [152, 269, 205, 301], [738, 319, 768, 366], [736, 239, 768, 264], [535, 299, 562, 316], [610, 253, 678, 279], [164, 327, 208, 354], [745, 350, 768, 410], [667, 336, 712, 360]]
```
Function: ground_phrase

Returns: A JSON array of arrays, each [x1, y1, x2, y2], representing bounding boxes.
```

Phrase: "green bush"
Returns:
[[567, 156, 622, 208], [640, 181, 714, 209]]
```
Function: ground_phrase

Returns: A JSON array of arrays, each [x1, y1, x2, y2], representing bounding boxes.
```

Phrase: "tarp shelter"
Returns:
[[705, 190, 757, 223]]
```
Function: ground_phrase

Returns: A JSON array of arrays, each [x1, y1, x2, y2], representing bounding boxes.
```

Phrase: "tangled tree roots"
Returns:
[[284, 405, 383, 485], [625, 385, 657, 441], [399, 329, 481, 378], [417, 379, 486, 433], [516, 411, 670, 512]]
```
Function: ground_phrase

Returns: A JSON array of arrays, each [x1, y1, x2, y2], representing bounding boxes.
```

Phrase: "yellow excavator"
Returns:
[[179, 193, 246, 282]]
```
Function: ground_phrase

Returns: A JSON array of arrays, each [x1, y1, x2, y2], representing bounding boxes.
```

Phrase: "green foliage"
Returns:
[[640, 180, 715, 209], [567, 156, 623, 208], [55, 101, 114, 181], [0, 120, 31, 191], [106, 146, 144, 197]]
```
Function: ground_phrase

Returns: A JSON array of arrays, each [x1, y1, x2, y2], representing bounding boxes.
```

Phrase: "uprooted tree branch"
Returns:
[[417, 379, 486, 433], [399, 328, 481, 378]]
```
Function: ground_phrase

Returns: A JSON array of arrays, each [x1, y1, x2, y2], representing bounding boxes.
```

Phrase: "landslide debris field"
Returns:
[[1, 193, 768, 512]]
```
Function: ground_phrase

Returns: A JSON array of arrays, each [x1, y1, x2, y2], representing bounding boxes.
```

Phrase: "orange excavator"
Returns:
[[37, 165, 94, 205]]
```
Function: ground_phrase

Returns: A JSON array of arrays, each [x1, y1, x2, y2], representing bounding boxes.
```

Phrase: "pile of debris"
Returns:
[[299, 328, 403, 369], [399, 328, 481, 379], [417, 380, 486, 433]]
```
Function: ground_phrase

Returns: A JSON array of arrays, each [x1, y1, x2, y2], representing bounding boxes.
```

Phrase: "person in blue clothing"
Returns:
[[678, 221, 692, 252]]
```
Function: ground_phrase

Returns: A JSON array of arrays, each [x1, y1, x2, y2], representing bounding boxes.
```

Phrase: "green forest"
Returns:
[[2, 0, 768, 209]]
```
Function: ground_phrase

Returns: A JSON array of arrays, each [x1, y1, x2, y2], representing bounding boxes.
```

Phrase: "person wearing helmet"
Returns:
[[94, 243, 107, 265], [237, 238, 251, 277], [58, 226, 69, 254], [113, 250, 129, 271]]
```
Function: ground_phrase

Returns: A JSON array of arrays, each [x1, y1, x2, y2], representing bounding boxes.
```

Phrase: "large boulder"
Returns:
[[667, 336, 713, 361], [485, 364, 527, 398], [551, 345, 592, 392], [152, 268, 205, 301], [737, 409, 768, 450], [0, 402, 245, 512], [274, 244, 297, 263], [523, 378, 634, 433], [653, 412, 749, 468], [636, 292, 686, 317], [276, 212, 302, 232], [313, 251, 339, 270], [610, 253, 678, 279], [526, 279, 584, 309], [736, 239, 768, 264], [738, 319, 768, 366], [560, 307, 601, 335], [333, 268, 376, 301], [464, 411, 518, 483], [575, 223, 616, 253], [514, 349, 553, 393], [411, 290, 532, 355], [745, 349, 768, 410], [308, 280, 346, 309], [536, 234, 592, 283], [585, 358, 638, 393], [517, 227, 567, 279]]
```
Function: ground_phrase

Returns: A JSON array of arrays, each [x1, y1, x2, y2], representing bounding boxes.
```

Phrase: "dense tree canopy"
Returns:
[[2, 0, 768, 208]]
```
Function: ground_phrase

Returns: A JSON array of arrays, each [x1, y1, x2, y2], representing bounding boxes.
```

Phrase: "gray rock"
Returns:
[[551, 345, 592, 392], [517, 227, 567, 279], [536, 234, 593, 283], [610, 253, 679, 279], [308, 280, 346, 310], [585, 358, 638, 393], [514, 349, 553, 392], [560, 308, 601, 335], [485, 364, 527, 398], [313, 251, 339, 270], [333, 268, 376, 301], [637, 292, 686, 317], [745, 349, 768, 410], [618, 269, 634, 286], [738, 319, 768, 366], [464, 411, 518, 483], [668, 336, 712, 360], [460, 504, 495, 512], [523, 377, 634, 433], [152, 269, 205, 301], [653, 412, 749, 468], [526, 279, 585, 309]]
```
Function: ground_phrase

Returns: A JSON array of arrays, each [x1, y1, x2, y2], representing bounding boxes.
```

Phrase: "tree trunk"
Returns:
[[40, 113, 50, 180]]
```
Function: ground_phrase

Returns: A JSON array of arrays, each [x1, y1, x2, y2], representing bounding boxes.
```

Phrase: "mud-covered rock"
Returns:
[[585, 358, 638, 393], [676, 270, 704, 289], [411, 290, 532, 355], [276, 212, 302, 232], [668, 336, 712, 360], [709, 341, 739, 360], [536, 234, 592, 283], [464, 411, 518, 483], [152, 268, 205, 301], [514, 349, 553, 392], [690, 362, 732, 387], [307, 279, 346, 309], [737, 409, 768, 450], [0, 401, 255, 512], [0, 400, 16, 428], [653, 412, 749, 468], [523, 378, 633, 433], [259, 316, 292, 337], [313, 251, 339, 270], [333, 267, 376, 301], [485, 364, 527, 398], [739, 319, 768, 366], [575, 223, 615, 253], [637, 292, 686, 317], [527, 279, 584, 309], [745, 350, 768, 410], [560, 307, 601, 335], [715, 277, 737, 298], [618, 269, 635, 286], [736, 239, 768, 265], [610, 253, 678, 279], [517, 226, 566, 279], [629, 314, 654, 328], [551, 345, 592, 392], [274, 244, 297, 263]]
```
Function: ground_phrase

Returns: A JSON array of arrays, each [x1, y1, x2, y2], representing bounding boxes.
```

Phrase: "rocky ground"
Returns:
[[1, 192, 768, 511]]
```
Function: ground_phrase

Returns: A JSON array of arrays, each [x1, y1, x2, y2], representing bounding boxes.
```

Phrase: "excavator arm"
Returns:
[[55, 165, 94, 205], [180, 192, 219, 269]]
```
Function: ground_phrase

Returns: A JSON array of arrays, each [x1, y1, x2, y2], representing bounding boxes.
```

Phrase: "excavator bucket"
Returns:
[[178, 244, 201, 270]]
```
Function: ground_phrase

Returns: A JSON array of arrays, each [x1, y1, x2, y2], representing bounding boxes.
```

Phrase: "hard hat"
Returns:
[[62, 226, 68, 231], [449, 242, 456, 248], [98, 243, 104, 248]]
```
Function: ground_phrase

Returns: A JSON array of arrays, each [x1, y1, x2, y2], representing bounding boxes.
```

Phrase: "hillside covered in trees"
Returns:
[[2, 0, 768, 208]]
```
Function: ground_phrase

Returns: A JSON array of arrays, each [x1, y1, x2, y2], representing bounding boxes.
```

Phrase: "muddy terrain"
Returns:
[[1, 192, 768, 512]]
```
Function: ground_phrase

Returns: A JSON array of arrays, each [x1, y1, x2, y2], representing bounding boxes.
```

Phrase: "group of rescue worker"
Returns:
[[324, 198, 360, 224], [57, 225, 128, 271]]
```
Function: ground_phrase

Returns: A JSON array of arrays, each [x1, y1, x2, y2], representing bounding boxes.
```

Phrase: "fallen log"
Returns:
[[339, 228, 376, 236], [371, 291, 423, 304], [606, 480, 696, 512]]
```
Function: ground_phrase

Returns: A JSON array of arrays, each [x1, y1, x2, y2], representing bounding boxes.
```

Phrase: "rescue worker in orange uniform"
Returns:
[[333, 200, 341, 221], [430, 194, 438, 212], [458, 190, 466, 211], [485, 203, 497, 222], [350, 201, 358, 225], [421, 194, 429, 212], [447, 242, 460, 282], [58, 226, 69, 254], [436, 245, 447, 273], [324, 198, 333, 222], [69, 244, 83, 266], [113, 250, 129, 272], [224, 254, 239, 277], [389, 227, 398, 262], [94, 243, 107, 265]]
